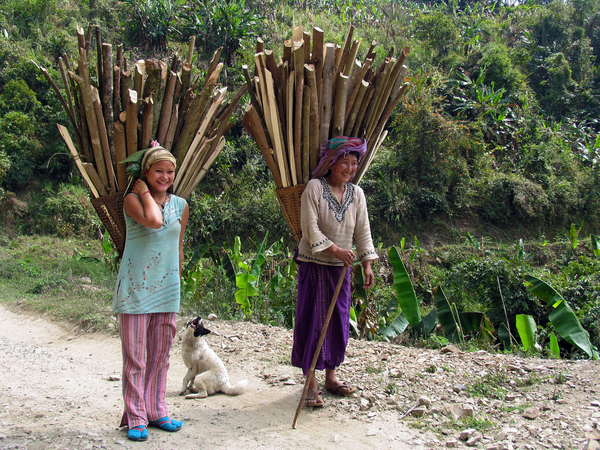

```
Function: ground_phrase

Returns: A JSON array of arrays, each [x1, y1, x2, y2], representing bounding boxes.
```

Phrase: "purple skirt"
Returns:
[[291, 260, 352, 375]]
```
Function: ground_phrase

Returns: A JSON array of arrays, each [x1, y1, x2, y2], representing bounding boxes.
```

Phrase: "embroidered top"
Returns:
[[296, 177, 378, 266], [112, 193, 187, 314]]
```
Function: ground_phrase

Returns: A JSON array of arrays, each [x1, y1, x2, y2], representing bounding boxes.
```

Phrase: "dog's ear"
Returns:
[[200, 327, 211, 336]]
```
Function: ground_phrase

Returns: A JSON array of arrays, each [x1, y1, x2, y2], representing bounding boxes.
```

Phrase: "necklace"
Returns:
[[154, 193, 170, 209]]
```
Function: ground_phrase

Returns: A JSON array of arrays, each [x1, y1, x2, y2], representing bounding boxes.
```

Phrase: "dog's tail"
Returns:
[[221, 379, 248, 396]]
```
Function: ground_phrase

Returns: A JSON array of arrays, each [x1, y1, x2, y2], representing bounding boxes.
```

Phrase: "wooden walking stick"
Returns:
[[292, 265, 349, 429]]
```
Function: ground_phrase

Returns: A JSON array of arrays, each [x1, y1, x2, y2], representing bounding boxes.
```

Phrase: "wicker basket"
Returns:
[[91, 192, 126, 256], [276, 184, 306, 244]]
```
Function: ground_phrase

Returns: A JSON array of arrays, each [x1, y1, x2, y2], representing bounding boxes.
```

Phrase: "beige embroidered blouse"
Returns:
[[296, 178, 378, 266]]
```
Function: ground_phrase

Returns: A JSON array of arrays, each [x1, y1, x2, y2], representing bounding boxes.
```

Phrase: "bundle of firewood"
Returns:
[[241, 23, 409, 242], [39, 25, 246, 200]]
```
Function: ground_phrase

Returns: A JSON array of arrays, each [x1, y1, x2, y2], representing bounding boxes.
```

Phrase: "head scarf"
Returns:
[[311, 136, 367, 178], [141, 140, 176, 175]]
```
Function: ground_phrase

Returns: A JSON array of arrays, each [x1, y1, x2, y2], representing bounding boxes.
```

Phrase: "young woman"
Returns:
[[112, 142, 189, 441], [292, 136, 378, 407]]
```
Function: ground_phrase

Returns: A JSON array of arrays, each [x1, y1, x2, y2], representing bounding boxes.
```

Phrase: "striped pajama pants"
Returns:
[[118, 312, 177, 428]]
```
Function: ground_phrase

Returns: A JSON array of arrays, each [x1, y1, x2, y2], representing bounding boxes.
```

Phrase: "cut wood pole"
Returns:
[[292, 266, 349, 429], [114, 121, 127, 191], [125, 89, 139, 156], [140, 97, 154, 150], [319, 44, 335, 144], [101, 43, 114, 157], [293, 41, 304, 184], [92, 87, 116, 193], [57, 124, 99, 198]]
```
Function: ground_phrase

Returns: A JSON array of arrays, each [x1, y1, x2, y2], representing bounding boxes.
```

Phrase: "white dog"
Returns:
[[179, 316, 248, 399]]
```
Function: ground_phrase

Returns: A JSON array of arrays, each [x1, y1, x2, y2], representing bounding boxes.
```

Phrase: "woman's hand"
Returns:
[[131, 179, 149, 197], [326, 244, 356, 267], [362, 261, 374, 289]]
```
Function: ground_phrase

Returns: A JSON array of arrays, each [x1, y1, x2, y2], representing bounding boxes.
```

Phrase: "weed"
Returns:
[[554, 371, 570, 385], [365, 363, 385, 374], [468, 371, 508, 399], [385, 382, 399, 395], [425, 365, 437, 374], [516, 372, 544, 387]]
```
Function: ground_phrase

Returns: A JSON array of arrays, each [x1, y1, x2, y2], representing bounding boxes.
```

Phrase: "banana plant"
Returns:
[[434, 285, 495, 345], [223, 234, 269, 317], [523, 275, 598, 359], [515, 314, 560, 358], [380, 246, 440, 340]]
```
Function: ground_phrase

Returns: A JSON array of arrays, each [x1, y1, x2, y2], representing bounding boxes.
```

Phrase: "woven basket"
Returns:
[[91, 192, 126, 256], [276, 184, 306, 244]]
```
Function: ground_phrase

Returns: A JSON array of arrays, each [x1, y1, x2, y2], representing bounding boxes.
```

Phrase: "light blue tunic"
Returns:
[[112, 194, 187, 314]]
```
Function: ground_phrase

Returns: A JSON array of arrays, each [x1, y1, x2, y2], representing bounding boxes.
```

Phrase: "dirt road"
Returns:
[[0, 306, 426, 450]]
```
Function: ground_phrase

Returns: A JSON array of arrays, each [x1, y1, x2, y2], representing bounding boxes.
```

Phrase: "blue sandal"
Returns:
[[148, 416, 182, 432], [128, 425, 148, 441]]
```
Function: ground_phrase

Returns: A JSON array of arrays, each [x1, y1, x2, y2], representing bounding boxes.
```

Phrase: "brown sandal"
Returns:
[[326, 382, 356, 397], [305, 391, 324, 407]]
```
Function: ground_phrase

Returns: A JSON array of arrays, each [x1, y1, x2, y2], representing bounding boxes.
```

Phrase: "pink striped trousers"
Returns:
[[118, 312, 177, 428]]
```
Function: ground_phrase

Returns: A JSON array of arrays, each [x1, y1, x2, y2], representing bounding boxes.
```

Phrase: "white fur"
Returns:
[[180, 325, 248, 399]]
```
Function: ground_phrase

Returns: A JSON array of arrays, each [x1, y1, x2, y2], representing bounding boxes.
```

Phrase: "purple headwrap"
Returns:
[[311, 136, 368, 179]]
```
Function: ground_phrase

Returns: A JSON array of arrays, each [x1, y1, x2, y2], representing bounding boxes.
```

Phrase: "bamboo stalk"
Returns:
[[144, 59, 167, 138], [125, 88, 139, 156], [285, 70, 294, 177], [345, 58, 373, 122], [302, 86, 311, 184], [365, 59, 394, 139], [179, 137, 226, 199], [172, 64, 222, 161], [102, 43, 114, 159], [92, 86, 116, 193], [164, 104, 179, 151], [120, 70, 132, 115], [242, 104, 283, 189], [57, 124, 99, 198], [319, 44, 336, 144], [204, 83, 247, 158], [71, 48, 109, 188], [140, 97, 154, 150], [205, 47, 223, 83], [96, 27, 104, 104], [38, 64, 79, 144], [305, 65, 320, 174], [344, 79, 369, 136], [133, 60, 145, 112], [293, 40, 304, 184], [156, 70, 177, 144], [337, 25, 354, 76], [351, 86, 375, 138], [65, 53, 92, 162], [58, 57, 76, 129], [343, 40, 361, 77], [312, 27, 324, 106], [114, 121, 127, 191], [84, 162, 109, 197], [332, 73, 349, 137]]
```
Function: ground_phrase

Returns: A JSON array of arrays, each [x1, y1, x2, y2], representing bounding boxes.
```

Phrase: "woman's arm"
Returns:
[[123, 179, 163, 229], [179, 203, 189, 276]]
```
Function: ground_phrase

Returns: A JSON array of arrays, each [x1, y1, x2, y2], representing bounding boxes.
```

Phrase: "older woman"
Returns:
[[292, 136, 378, 407]]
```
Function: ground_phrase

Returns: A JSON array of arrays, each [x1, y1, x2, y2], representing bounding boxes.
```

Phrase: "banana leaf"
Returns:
[[434, 285, 460, 342], [420, 308, 438, 337], [591, 234, 600, 257], [498, 323, 511, 350], [524, 275, 598, 359], [388, 246, 421, 327], [516, 314, 537, 351], [380, 311, 410, 341]]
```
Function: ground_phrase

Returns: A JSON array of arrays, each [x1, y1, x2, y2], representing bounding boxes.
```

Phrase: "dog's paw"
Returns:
[[185, 391, 208, 399], [178, 389, 187, 396], [189, 387, 199, 393]]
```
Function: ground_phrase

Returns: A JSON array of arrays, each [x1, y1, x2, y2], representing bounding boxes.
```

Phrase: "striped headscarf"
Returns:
[[141, 141, 176, 174], [311, 136, 367, 178]]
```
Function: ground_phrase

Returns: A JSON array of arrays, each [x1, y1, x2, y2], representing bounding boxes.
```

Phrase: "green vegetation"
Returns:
[[0, 0, 599, 360]]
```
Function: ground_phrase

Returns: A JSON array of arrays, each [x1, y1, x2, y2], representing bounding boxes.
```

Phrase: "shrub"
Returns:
[[442, 256, 542, 331], [21, 183, 100, 237], [473, 171, 550, 226]]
